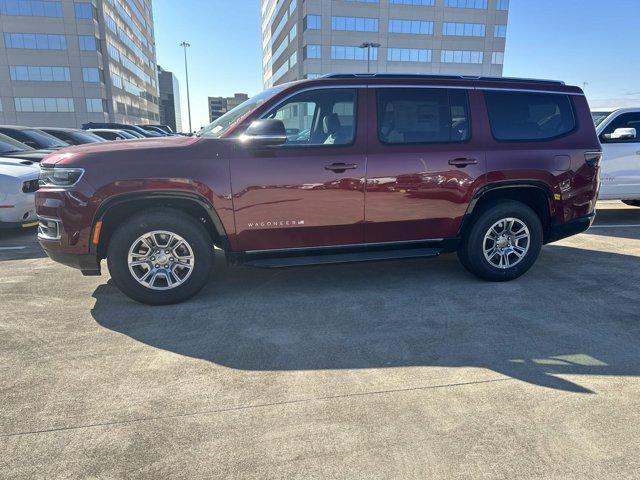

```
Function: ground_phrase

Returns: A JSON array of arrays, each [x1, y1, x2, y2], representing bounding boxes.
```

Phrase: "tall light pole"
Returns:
[[359, 42, 381, 74], [179, 41, 192, 133]]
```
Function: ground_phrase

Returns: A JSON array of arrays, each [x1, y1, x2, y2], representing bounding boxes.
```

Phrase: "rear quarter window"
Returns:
[[484, 91, 576, 141]]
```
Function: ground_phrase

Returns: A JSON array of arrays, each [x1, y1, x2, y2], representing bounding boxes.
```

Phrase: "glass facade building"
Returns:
[[157, 65, 182, 133], [262, 0, 510, 87], [0, 0, 159, 128]]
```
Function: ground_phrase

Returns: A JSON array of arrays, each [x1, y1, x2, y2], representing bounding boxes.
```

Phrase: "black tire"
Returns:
[[622, 200, 640, 207], [107, 209, 213, 305], [457, 200, 543, 282]]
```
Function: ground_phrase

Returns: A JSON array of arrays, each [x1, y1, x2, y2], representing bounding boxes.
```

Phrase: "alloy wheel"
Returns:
[[482, 218, 530, 269], [127, 230, 195, 290]]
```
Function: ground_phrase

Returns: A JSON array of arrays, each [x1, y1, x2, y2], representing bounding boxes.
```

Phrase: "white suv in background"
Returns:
[[592, 107, 640, 206]]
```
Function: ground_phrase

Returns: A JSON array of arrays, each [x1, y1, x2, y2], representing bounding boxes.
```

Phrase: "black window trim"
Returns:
[[375, 87, 473, 146], [258, 86, 361, 149], [483, 90, 579, 143]]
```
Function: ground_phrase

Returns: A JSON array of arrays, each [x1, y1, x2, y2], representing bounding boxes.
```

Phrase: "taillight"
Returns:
[[584, 151, 602, 167]]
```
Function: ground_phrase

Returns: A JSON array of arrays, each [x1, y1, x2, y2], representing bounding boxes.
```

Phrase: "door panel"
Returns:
[[230, 88, 367, 251], [365, 88, 486, 243]]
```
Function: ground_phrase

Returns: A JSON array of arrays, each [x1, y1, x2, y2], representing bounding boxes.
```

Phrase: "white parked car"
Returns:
[[0, 157, 40, 229], [592, 107, 640, 206]]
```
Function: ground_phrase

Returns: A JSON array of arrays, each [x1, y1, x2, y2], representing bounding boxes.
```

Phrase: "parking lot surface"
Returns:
[[1, 201, 639, 479]]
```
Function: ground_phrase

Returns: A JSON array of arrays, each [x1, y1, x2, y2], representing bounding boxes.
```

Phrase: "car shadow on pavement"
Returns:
[[91, 245, 640, 394]]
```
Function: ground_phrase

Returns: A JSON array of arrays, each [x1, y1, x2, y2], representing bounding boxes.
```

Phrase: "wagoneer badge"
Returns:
[[247, 220, 305, 228]]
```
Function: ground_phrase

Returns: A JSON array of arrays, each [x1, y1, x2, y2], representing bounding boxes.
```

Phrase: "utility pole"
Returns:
[[179, 41, 192, 133], [359, 42, 381, 74]]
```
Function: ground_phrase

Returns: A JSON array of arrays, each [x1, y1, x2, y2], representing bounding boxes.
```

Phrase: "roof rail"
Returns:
[[321, 73, 566, 86]]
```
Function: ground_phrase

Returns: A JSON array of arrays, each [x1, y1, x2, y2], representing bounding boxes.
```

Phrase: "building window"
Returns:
[[82, 67, 100, 82], [78, 35, 97, 51], [105, 13, 117, 32], [86, 98, 104, 113], [331, 16, 378, 32], [387, 48, 431, 62], [444, 0, 487, 8], [10, 65, 70, 81], [107, 42, 119, 61], [0, 0, 62, 17], [331, 45, 377, 61], [390, 0, 434, 5], [14, 97, 74, 112], [377, 89, 470, 144], [3, 33, 66, 49], [441, 50, 484, 64], [497, 0, 509, 10], [305, 44, 321, 59], [74, 2, 93, 18], [290, 51, 297, 67], [305, 15, 321, 30], [290, 24, 297, 41], [442, 22, 485, 36], [389, 19, 433, 35], [494, 25, 507, 37], [111, 73, 123, 88], [491, 52, 504, 64]]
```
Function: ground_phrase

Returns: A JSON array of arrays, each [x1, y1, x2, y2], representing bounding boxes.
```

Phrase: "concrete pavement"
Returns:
[[1, 201, 639, 479]]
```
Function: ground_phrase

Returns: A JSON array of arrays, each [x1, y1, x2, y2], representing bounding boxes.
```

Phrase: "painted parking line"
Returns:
[[0, 246, 27, 251], [589, 224, 640, 229]]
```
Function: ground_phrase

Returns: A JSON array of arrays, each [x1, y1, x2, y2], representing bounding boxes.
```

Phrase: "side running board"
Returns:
[[243, 247, 442, 268]]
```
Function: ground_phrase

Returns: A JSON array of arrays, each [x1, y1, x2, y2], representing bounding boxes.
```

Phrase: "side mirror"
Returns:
[[240, 119, 287, 147], [603, 127, 637, 142]]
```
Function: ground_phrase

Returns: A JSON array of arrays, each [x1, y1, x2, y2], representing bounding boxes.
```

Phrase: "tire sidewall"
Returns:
[[464, 201, 543, 281], [107, 210, 213, 305]]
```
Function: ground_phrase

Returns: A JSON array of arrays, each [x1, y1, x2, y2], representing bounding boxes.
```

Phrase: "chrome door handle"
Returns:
[[325, 163, 358, 173], [448, 158, 478, 168]]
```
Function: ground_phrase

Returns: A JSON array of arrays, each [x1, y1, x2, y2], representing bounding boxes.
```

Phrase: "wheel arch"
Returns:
[[92, 191, 230, 260], [459, 181, 556, 243]]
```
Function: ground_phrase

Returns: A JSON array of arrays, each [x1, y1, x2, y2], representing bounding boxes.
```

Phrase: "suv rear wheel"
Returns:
[[458, 200, 543, 281], [107, 209, 213, 305]]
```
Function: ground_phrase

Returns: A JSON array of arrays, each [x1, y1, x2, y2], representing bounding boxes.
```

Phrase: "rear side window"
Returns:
[[377, 88, 470, 144], [485, 91, 576, 141]]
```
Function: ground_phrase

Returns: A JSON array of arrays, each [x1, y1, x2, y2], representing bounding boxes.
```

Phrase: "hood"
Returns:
[[0, 156, 40, 180], [42, 135, 200, 167]]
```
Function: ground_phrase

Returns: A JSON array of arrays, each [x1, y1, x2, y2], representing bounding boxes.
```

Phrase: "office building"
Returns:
[[157, 65, 182, 132], [208, 93, 249, 122], [0, 0, 159, 128], [262, 0, 510, 87]]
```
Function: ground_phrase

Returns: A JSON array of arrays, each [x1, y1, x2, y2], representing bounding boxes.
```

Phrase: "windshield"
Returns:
[[197, 85, 287, 138], [0, 133, 33, 153], [592, 111, 614, 126], [23, 129, 69, 149]]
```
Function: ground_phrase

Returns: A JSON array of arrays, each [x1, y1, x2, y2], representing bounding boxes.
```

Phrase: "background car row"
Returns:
[[0, 123, 179, 228]]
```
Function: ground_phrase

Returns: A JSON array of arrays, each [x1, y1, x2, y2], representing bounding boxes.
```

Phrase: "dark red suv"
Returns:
[[36, 74, 601, 304]]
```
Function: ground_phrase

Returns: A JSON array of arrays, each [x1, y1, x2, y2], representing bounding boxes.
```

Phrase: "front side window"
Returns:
[[485, 91, 576, 141], [265, 89, 357, 146], [376, 88, 470, 144], [601, 113, 640, 143], [197, 85, 287, 138]]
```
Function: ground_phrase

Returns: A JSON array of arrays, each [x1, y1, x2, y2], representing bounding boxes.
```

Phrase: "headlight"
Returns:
[[39, 167, 84, 187]]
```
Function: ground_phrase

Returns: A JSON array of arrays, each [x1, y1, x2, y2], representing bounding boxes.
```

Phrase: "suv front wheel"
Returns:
[[107, 209, 213, 305], [458, 200, 543, 282]]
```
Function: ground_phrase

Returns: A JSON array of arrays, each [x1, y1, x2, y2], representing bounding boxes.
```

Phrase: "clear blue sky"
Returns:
[[153, 0, 640, 131]]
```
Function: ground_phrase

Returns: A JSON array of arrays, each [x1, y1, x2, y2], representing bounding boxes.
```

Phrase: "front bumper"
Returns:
[[41, 247, 101, 276], [546, 212, 596, 244]]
